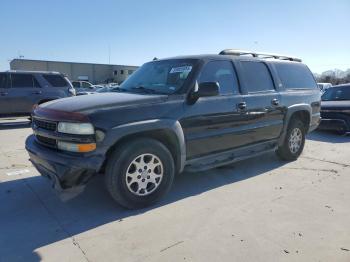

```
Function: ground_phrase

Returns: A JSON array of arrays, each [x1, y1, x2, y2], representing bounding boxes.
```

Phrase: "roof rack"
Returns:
[[219, 49, 302, 62], [6, 70, 61, 74]]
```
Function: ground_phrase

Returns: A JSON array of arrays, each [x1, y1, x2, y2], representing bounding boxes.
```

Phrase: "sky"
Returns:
[[1, 0, 349, 74]]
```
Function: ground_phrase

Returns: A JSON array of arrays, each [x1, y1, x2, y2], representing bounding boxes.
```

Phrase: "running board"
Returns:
[[184, 140, 278, 172]]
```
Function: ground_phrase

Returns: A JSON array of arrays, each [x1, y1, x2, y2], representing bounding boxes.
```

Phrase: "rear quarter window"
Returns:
[[275, 62, 317, 89], [43, 74, 68, 87]]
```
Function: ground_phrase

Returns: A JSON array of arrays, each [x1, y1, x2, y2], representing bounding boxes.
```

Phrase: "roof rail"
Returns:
[[219, 49, 302, 62], [6, 70, 61, 74]]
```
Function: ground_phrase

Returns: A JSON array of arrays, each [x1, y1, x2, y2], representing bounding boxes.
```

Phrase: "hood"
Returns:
[[41, 92, 168, 113], [321, 100, 350, 111]]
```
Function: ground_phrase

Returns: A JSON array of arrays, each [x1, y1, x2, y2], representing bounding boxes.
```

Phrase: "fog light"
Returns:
[[57, 141, 96, 152]]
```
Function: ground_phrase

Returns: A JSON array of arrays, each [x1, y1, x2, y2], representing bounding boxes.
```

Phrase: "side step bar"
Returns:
[[184, 140, 278, 172]]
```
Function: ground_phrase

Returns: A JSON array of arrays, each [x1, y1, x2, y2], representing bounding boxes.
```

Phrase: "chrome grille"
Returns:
[[33, 119, 57, 131]]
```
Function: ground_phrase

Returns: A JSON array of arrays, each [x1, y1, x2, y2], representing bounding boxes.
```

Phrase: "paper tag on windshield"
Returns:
[[170, 66, 192, 74]]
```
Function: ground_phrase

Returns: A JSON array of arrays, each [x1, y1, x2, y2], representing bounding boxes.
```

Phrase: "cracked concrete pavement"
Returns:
[[0, 122, 349, 262]]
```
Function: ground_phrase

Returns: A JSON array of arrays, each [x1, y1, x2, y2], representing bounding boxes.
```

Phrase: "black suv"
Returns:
[[0, 71, 75, 117], [25, 50, 321, 209]]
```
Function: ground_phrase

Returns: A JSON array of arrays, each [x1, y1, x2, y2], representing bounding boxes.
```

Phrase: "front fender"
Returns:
[[103, 119, 186, 172]]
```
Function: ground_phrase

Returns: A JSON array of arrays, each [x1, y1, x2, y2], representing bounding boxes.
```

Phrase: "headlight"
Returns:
[[57, 122, 94, 135]]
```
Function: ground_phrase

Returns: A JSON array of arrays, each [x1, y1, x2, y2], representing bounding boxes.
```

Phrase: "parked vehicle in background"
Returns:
[[318, 82, 332, 92], [318, 84, 350, 134], [72, 81, 104, 95], [71, 80, 93, 89], [107, 82, 119, 88], [0, 70, 75, 117], [95, 86, 120, 93], [26, 49, 321, 209]]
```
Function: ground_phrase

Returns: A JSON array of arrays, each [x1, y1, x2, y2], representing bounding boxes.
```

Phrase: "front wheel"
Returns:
[[105, 138, 175, 209], [276, 119, 306, 161]]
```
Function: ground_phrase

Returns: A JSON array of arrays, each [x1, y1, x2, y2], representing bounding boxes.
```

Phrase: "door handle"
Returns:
[[271, 98, 279, 106], [32, 91, 42, 95], [237, 102, 247, 110], [0, 92, 8, 96]]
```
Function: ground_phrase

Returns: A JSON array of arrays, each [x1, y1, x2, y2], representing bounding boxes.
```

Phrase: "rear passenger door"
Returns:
[[238, 60, 284, 143], [181, 60, 246, 158], [9, 73, 42, 114]]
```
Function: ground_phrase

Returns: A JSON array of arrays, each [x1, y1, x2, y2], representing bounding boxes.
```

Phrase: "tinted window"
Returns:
[[72, 81, 80, 88], [11, 74, 36, 88], [199, 61, 239, 94], [43, 74, 68, 87], [128, 70, 134, 75], [82, 82, 92, 88], [33, 77, 41, 87], [241, 61, 274, 92], [0, 73, 7, 88], [275, 62, 317, 89]]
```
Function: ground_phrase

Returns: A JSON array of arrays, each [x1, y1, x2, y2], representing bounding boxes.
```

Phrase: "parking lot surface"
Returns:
[[0, 121, 349, 262]]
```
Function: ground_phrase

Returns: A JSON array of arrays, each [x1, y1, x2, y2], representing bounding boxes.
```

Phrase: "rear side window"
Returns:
[[72, 81, 80, 88], [275, 62, 317, 89], [0, 73, 8, 88], [11, 74, 40, 88], [43, 74, 68, 87], [199, 61, 239, 94], [241, 61, 275, 92], [82, 82, 92, 88]]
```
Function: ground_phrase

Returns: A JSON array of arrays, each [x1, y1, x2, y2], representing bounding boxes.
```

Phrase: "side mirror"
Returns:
[[197, 82, 219, 97]]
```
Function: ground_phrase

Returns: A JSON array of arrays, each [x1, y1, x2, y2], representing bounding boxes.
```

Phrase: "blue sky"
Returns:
[[1, 0, 349, 73]]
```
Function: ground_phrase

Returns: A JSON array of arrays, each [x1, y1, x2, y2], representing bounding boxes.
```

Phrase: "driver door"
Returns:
[[181, 60, 246, 159]]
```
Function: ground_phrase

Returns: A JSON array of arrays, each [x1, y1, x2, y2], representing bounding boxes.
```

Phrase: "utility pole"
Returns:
[[108, 45, 111, 64]]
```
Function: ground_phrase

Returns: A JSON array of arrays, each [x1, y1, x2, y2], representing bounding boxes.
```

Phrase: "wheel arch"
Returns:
[[101, 119, 186, 174], [278, 104, 311, 146]]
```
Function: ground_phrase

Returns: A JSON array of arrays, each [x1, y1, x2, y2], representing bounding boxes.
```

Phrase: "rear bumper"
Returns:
[[25, 135, 105, 196], [318, 119, 349, 132]]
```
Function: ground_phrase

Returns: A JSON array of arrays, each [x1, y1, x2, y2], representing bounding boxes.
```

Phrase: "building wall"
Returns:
[[10, 59, 138, 84]]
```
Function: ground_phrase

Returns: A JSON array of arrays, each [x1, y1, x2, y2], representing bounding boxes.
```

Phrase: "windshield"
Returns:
[[119, 59, 197, 94], [322, 85, 350, 101]]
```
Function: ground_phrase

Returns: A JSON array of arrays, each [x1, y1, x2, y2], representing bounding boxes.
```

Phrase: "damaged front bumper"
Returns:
[[25, 135, 105, 199], [318, 118, 349, 132]]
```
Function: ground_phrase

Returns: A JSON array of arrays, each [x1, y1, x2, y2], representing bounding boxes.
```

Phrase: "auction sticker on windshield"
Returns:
[[170, 66, 192, 74]]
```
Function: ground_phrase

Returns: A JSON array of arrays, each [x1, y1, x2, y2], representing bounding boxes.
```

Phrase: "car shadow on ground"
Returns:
[[307, 130, 349, 143], [0, 153, 287, 261]]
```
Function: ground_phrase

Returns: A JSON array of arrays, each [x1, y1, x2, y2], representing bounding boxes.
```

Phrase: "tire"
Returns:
[[276, 119, 306, 161], [105, 138, 175, 209]]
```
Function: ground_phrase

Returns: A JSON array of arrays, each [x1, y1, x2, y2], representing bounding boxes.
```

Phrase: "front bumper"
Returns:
[[25, 135, 105, 197], [318, 118, 349, 132]]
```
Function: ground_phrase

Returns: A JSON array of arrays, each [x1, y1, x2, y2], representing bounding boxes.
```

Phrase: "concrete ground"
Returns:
[[0, 120, 349, 262]]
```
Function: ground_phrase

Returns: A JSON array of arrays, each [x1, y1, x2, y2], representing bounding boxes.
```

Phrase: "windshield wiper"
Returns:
[[130, 86, 157, 94], [111, 87, 127, 92]]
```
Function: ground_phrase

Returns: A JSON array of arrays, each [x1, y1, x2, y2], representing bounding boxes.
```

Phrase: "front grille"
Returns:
[[33, 119, 57, 131], [36, 135, 57, 147]]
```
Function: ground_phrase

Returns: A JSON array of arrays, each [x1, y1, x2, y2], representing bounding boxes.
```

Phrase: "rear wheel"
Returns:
[[105, 138, 175, 209], [276, 119, 306, 161]]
